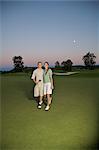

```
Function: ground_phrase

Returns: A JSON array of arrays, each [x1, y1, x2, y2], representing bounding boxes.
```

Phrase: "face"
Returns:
[[38, 63, 42, 69], [44, 63, 49, 70]]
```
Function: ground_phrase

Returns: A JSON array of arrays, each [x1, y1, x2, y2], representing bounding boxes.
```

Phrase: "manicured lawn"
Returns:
[[1, 70, 99, 150]]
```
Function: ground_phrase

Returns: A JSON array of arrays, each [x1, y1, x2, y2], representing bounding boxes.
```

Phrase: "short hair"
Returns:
[[37, 62, 42, 65], [44, 62, 49, 65]]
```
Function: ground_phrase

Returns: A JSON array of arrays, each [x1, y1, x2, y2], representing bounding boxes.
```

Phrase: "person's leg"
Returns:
[[43, 83, 47, 103], [47, 94, 51, 106], [38, 95, 43, 109], [38, 84, 43, 108], [34, 85, 39, 97], [39, 96, 43, 104], [45, 83, 52, 111], [45, 94, 50, 111], [47, 83, 52, 105], [49, 95, 52, 105]]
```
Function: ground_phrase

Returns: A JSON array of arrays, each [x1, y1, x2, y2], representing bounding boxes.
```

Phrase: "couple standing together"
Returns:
[[31, 62, 54, 111]]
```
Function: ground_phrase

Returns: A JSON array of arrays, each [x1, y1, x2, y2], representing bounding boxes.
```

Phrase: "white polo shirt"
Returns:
[[31, 68, 44, 83], [31, 68, 44, 97]]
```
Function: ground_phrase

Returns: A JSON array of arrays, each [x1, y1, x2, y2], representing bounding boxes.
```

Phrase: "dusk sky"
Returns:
[[1, 0, 99, 70]]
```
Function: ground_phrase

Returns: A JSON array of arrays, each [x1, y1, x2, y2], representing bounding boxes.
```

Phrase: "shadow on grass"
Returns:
[[24, 84, 41, 105], [83, 140, 99, 150], [19, 80, 35, 101], [25, 86, 34, 101]]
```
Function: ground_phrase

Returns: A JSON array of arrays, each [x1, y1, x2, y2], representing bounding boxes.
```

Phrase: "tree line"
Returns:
[[12, 52, 96, 72]]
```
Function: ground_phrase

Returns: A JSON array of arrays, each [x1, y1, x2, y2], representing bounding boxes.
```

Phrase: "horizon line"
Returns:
[[0, 64, 99, 71]]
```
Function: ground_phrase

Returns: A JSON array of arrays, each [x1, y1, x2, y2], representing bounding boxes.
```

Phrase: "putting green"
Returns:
[[1, 71, 99, 150]]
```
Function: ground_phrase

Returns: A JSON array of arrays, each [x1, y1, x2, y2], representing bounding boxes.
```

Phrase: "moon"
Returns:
[[73, 40, 76, 43]]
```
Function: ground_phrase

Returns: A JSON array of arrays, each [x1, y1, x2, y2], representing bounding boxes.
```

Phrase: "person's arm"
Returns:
[[31, 70, 38, 84], [49, 70, 54, 89], [51, 78, 54, 89]]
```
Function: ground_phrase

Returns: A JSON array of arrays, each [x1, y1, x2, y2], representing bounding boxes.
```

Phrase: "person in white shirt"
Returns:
[[31, 62, 44, 109]]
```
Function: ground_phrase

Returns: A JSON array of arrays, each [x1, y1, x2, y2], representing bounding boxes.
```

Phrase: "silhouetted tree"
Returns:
[[12, 56, 24, 72], [66, 59, 73, 71], [61, 59, 73, 71], [55, 61, 60, 68], [61, 61, 66, 70], [82, 52, 96, 69]]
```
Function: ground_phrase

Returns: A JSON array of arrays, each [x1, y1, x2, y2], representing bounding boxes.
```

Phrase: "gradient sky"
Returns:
[[1, 0, 99, 70]]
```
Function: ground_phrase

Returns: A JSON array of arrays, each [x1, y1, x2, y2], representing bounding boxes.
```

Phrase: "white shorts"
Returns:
[[44, 82, 52, 95], [34, 83, 43, 97]]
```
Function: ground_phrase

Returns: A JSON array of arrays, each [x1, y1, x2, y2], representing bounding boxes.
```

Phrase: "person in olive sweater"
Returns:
[[43, 62, 54, 111]]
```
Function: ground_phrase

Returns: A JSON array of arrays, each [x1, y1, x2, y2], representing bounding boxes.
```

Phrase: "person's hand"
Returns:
[[35, 81, 39, 84], [35, 80, 41, 84], [51, 84, 54, 89]]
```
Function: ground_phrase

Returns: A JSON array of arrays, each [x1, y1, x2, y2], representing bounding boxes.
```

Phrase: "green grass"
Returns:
[[1, 70, 99, 150]]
